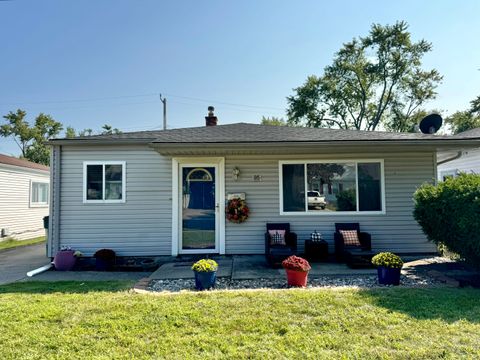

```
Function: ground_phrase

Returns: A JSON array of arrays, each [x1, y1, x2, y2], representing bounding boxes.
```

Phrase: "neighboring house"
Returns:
[[438, 128, 480, 181], [0, 154, 50, 241], [46, 110, 480, 258]]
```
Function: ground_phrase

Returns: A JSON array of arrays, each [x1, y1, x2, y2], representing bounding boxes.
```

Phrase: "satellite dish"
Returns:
[[419, 114, 443, 134]]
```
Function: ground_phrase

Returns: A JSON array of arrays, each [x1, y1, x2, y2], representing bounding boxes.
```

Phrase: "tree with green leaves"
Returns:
[[445, 111, 480, 134], [65, 124, 121, 137], [287, 21, 442, 131], [65, 126, 77, 138], [100, 124, 121, 135], [260, 116, 287, 126], [0, 109, 63, 165], [470, 95, 480, 115], [445, 95, 480, 134]]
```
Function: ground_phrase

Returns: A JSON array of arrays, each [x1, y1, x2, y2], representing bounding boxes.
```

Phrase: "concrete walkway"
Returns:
[[149, 255, 376, 280], [29, 270, 148, 282], [0, 243, 147, 284], [0, 243, 50, 285]]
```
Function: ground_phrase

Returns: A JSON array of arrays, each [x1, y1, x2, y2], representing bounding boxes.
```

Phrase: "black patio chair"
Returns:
[[334, 223, 374, 267], [265, 223, 297, 267]]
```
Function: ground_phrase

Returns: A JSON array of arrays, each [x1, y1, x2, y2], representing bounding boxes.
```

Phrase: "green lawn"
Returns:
[[0, 236, 45, 251], [0, 282, 479, 359]]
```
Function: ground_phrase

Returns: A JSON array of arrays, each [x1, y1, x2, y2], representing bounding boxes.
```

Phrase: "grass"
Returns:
[[0, 236, 45, 251], [0, 282, 479, 359]]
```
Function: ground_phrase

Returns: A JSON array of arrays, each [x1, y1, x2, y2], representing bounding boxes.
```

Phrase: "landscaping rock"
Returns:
[[147, 272, 442, 293]]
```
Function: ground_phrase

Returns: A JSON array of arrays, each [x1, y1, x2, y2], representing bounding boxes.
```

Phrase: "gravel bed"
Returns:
[[148, 273, 441, 293]]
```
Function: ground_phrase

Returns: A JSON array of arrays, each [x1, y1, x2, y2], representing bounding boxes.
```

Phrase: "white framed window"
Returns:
[[440, 170, 458, 182], [279, 159, 385, 215], [30, 181, 49, 207], [83, 161, 126, 203]]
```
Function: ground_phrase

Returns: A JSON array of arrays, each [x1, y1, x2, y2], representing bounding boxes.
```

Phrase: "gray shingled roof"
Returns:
[[453, 127, 480, 138], [50, 122, 478, 144]]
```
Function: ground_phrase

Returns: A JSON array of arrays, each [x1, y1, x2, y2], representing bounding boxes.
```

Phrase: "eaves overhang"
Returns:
[[148, 139, 480, 156]]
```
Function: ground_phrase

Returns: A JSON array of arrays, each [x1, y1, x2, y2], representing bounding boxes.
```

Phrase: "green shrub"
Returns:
[[191, 259, 218, 272], [413, 173, 480, 265]]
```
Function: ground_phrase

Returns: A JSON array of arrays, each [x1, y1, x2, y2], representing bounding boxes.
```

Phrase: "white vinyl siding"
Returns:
[[224, 152, 436, 255], [51, 145, 437, 256], [0, 166, 49, 240], [57, 146, 171, 256], [437, 148, 480, 181]]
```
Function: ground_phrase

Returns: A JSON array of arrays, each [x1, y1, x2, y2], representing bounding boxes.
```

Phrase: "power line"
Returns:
[[0, 100, 160, 112], [168, 100, 285, 115], [0, 93, 158, 106], [164, 93, 285, 111], [0, 91, 285, 111]]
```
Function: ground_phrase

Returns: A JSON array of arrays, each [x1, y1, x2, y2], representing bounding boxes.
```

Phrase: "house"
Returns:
[[45, 109, 480, 258], [437, 128, 480, 181], [0, 154, 50, 241]]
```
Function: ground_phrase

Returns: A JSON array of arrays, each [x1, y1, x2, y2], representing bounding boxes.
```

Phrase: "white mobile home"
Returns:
[[46, 111, 480, 258], [0, 154, 49, 241]]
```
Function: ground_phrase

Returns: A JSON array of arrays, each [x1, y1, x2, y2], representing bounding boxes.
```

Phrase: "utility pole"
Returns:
[[159, 94, 167, 130]]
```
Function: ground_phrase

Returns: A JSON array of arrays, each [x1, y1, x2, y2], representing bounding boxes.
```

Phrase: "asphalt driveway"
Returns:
[[0, 243, 50, 285]]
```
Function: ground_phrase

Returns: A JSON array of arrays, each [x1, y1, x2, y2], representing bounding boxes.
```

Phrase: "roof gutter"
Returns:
[[437, 151, 463, 166], [46, 138, 480, 148], [149, 139, 480, 148], [46, 138, 154, 146]]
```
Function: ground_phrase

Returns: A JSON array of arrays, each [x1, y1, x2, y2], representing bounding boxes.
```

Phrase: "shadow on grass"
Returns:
[[0, 281, 134, 294], [357, 287, 480, 323]]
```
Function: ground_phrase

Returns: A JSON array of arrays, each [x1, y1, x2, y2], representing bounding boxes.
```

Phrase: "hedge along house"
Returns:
[[46, 109, 480, 258]]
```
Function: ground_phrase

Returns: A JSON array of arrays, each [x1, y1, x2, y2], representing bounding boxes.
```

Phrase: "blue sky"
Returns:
[[1, 0, 479, 156]]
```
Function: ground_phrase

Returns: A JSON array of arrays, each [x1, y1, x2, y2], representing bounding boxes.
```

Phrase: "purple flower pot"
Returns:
[[53, 250, 76, 271], [377, 266, 401, 285]]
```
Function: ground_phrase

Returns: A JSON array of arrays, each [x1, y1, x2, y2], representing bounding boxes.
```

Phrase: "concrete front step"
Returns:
[[149, 255, 376, 281]]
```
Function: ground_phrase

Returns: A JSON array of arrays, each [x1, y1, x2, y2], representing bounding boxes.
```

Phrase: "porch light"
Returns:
[[232, 167, 240, 181]]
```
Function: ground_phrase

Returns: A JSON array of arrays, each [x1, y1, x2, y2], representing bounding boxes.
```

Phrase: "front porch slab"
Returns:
[[149, 258, 233, 280], [149, 255, 377, 281]]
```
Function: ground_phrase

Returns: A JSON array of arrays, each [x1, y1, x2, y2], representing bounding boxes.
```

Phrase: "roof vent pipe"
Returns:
[[205, 106, 218, 126]]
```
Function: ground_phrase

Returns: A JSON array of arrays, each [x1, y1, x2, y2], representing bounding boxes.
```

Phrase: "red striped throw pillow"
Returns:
[[339, 230, 361, 246]]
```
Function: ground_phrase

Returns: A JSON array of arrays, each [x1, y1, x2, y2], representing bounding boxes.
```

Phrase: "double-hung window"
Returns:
[[30, 181, 49, 207], [280, 160, 384, 214], [83, 161, 126, 203]]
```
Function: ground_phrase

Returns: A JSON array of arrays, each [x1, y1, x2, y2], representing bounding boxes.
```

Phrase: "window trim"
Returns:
[[278, 159, 385, 216], [30, 180, 49, 207], [83, 161, 126, 204]]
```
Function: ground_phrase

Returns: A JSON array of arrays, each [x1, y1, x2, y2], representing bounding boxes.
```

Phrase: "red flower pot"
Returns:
[[53, 250, 76, 271], [285, 269, 309, 287]]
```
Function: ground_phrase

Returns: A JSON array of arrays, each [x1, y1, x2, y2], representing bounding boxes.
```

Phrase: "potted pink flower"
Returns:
[[282, 255, 311, 287]]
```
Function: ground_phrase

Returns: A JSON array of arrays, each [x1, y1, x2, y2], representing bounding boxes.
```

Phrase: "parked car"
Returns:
[[307, 191, 326, 209]]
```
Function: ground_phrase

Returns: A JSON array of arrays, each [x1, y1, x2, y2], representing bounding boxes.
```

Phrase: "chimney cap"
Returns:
[[205, 106, 218, 126], [207, 106, 215, 117]]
